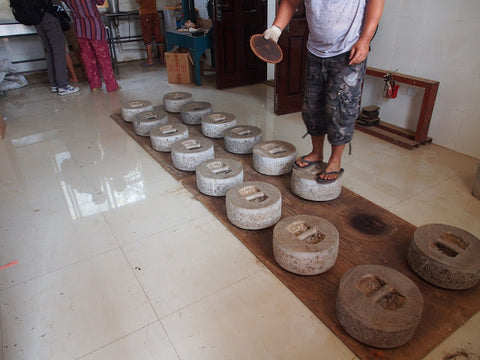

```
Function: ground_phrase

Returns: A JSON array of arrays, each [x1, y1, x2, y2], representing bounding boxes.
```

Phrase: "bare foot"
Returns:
[[295, 153, 323, 168], [317, 159, 343, 181]]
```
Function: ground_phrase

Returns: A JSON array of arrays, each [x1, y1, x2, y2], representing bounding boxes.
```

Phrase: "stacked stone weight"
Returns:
[[163, 92, 193, 113], [121, 100, 154, 122], [170, 137, 215, 171], [407, 223, 480, 290], [150, 122, 189, 152], [273, 215, 339, 275], [336, 265, 424, 348], [180, 102, 213, 125], [253, 140, 296, 176], [291, 162, 343, 201], [196, 158, 244, 196], [226, 181, 281, 230], [223, 125, 262, 154], [132, 108, 169, 136], [201, 112, 237, 138]]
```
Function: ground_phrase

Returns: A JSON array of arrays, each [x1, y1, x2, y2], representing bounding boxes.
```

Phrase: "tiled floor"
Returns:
[[0, 62, 479, 360]]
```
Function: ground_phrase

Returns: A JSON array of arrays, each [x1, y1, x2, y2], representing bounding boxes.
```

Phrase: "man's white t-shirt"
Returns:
[[304, 0, 366, 58]]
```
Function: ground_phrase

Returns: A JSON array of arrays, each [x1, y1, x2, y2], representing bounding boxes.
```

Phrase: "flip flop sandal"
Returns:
[[141, 62, 153, 67], [293, 155, 323, 170], [316, 168, 344, 184]]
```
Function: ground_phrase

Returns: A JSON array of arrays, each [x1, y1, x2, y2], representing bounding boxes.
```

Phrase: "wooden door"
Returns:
[[213, 0, 267, 89], [274, 2, 308, 114]]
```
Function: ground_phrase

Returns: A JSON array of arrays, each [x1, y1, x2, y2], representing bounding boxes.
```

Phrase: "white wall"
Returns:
[[363, 0, 480, 158]]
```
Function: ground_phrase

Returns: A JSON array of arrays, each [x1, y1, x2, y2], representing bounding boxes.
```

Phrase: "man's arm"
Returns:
[[272, 0, 302, 31], [349, 0, 384, 65], [264, 0, 302, 43]]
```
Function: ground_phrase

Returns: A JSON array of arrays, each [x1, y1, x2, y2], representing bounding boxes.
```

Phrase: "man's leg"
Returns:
[[296, 51, 328, 168], [66, 52, 79, 82], [145, 44, 154, 64], [319, 52, 366, 180], [157, 44, 165, 64], [296, 134, 325, 167], [140, 14, 154, 65], [319, 144, 345, 180]]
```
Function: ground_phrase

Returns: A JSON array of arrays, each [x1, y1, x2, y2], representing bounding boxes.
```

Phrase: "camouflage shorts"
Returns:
[[302, 50, 367, 145]]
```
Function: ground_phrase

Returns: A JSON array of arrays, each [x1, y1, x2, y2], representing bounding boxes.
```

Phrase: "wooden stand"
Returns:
[[356, 67, 440, 149]]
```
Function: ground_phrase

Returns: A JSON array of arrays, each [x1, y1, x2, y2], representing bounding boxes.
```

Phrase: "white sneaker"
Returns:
[[58, 85, 80, 96], [51, 86, 58, 92]]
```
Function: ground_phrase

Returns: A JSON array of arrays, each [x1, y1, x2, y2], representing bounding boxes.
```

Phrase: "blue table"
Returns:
[[165, 30, 213, 85]]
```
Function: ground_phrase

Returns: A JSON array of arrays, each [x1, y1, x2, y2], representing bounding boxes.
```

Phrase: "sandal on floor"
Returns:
[[141, 62, 153, 67], [293, 155, 323, 170], [316, 168, 344, 184]]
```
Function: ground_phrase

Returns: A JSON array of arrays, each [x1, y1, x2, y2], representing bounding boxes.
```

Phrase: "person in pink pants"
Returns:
[[64, 0, 119, 92]]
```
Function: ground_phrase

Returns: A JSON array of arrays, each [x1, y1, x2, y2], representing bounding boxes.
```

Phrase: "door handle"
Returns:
[[215, 0, 223, 22]]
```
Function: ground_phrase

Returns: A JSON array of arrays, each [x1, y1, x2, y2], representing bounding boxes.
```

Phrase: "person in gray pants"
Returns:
[[35, 8, 79, 95]]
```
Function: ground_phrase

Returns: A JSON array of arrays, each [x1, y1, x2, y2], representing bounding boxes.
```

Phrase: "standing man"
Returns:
[[136, 0, 165, 66], [264, 0, 384, 182], [35, 0, 80, 95]]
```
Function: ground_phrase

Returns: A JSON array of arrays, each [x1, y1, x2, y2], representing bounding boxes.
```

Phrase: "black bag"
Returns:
[[10, 0, 46, 26], [49, 4, 71, 32]]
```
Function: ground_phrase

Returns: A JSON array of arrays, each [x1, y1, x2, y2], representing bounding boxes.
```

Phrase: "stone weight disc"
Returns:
[[180, 102, 213, 125], [201, 112, 237, 138], [121, 100, 153, 122], [407, 224, 480, 290], [132, 107, 169, 136], [249, 34, 283, 64], [224, 125, 262, 154], [226, 181, 281, 230], [170, 137, 215, 171], [253, 140, 296, 176], [273, 215, 339, 275], [196, 158, 244, 196], [336, 265, 423, 348], [291, 162, 343, 201], [163, 92, 193, 113], [150, 122, 189, 152]]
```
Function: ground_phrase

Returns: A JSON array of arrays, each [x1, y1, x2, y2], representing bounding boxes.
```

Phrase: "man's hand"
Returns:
[[349, 38, 370, 65], [263, 25, 282, 43]]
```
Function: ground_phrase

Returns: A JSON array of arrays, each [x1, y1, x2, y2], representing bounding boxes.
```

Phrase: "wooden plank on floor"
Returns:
[[355, 124, 419, 149], [376, 121, 433, 144], [112, 112, 480, 360]]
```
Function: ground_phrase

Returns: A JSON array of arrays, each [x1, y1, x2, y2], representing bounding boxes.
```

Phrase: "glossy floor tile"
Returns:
[[0, 61, 479, 360]]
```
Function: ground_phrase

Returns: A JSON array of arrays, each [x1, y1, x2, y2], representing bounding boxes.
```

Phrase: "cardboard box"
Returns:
[[197, 18, 212, 31], [165, 48, 193, 84]]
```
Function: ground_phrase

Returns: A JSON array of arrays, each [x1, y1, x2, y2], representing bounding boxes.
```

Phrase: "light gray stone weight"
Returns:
[[226, 181, 281, 230], [336, 265, 423, 348], [224, 125, 262, 154], [407, 223, 480, 290], [170, 137, 215, 171], [253, 140, 296, 176], [132, 108, 169, 136], [291, 162, 343, 201], [273, 215, 339, 275], [150, 122, 189, 152], [201, 112, 237, 138], [196, 158, 244, 196], [180, 102, 213, 125], [121, 100, 153, 122], [163, 92, 193, 113]]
